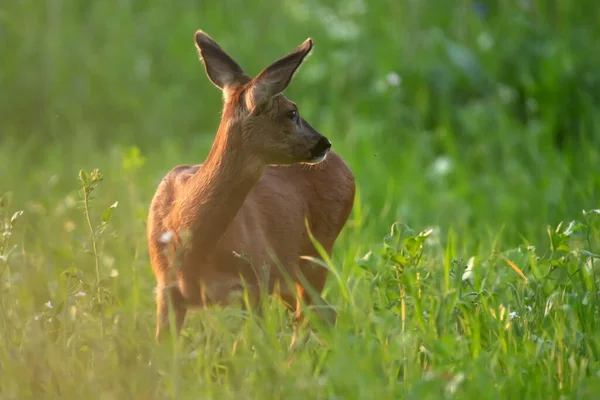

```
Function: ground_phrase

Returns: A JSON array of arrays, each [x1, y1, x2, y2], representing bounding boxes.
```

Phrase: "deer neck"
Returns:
[[174, 120, 264, 256]]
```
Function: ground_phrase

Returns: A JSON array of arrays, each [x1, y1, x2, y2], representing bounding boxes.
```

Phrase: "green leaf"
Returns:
[[61, 267, 83, 279], [391, 253, 408, 266], [122, 146, 147, 173], [101, 201, 119, 223], [357, 251, 377, 272], [444, 228, 455, 293], [78, 169, 89, 186]]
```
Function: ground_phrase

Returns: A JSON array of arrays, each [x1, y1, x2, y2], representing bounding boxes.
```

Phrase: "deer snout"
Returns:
[[308, 136, 331, 163]]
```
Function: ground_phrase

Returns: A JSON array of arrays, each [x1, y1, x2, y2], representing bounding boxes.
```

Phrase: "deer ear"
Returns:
[[247, 38, 313, 108], [194, 30, 249, 90]]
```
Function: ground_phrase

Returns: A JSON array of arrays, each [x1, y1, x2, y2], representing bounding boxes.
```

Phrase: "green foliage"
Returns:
[[2, 0, 600, 398]]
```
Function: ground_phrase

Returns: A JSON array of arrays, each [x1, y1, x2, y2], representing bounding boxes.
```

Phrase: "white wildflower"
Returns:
[[583, 295, 589, 306], [462, 256, 475, 281], [386, 72, 401, 86], [445, 372, 465, 395], [431, 155, 453, 177], [422, 371, 436, 381]]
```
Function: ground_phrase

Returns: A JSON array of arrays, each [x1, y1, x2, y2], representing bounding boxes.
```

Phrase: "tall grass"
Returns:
[[1, 0, 600, 398]]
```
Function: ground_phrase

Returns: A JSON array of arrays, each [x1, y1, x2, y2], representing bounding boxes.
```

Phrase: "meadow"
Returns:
[[1, 0, 600, 398]]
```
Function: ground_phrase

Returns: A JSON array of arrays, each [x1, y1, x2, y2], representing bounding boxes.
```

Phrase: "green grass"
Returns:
[[2, 0, 600, 398]]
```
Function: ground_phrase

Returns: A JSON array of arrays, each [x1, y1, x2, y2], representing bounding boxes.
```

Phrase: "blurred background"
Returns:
[[2, 1, 600, 396], [1, 0, 600, 291]]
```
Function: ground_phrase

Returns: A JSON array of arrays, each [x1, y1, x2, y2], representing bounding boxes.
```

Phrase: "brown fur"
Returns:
[[147, 30, 355, 341]]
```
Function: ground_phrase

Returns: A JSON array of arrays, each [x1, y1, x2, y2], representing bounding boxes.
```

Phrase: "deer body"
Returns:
[[147, 31, 355, 341]]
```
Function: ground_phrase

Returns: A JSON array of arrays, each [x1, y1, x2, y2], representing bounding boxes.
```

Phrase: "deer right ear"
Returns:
[[246, 38, 313, 108], [194, 30, 249, 90]]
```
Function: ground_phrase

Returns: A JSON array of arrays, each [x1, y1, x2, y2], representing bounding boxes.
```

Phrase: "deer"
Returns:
[[146, 30, 355, 346]]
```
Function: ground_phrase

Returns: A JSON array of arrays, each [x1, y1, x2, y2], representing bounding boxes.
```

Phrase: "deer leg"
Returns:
[[277, 283, 308, 353], [155, 285, 187, 342], [285, 281, 335, 349], [298, 256, 337, 326], [289, 282, 309, 350]]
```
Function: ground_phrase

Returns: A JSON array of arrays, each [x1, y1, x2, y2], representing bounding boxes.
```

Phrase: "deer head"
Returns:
[[194, 31, 331, 166]]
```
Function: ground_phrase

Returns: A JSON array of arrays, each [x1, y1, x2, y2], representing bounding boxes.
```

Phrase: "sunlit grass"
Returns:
[[2, 0, 600, 398]]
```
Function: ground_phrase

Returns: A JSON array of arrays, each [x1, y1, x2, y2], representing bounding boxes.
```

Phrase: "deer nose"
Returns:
[[311, 136, 331, 158]]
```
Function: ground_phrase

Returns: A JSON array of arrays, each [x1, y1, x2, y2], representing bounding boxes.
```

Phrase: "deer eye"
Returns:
[[287, 109, 298, 120]]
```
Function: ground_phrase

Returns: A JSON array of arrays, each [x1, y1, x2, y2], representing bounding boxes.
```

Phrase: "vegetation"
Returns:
[[1, 0, 600, 398]]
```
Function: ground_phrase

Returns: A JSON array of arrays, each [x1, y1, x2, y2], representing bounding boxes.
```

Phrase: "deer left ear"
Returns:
[[194, 30, 251, 91], [246, 38, 313, 108]]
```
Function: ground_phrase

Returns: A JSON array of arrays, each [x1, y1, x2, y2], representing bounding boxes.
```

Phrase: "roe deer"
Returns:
[[147, 30, 355, 343]]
